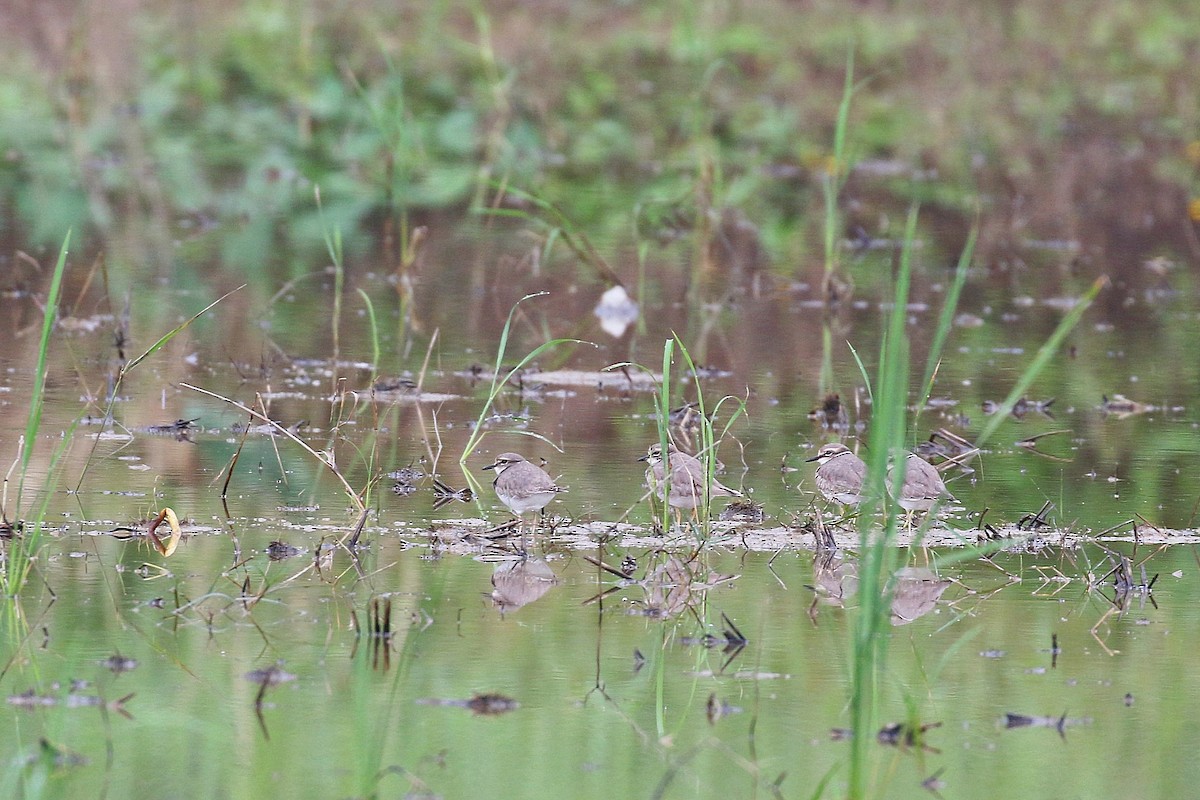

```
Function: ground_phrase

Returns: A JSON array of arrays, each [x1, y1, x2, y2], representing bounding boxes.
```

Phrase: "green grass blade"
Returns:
[[847, 206, 917, 800], [656, 339, 674, 534], [974, 275, 1107, 447], [671, 335, 714, 535], [462, 336, 589, 461], [457, 293, 594, 465], [357, 288, 381, 379], [819, 323, 835, 396], [121, 285, 246, 375], [9, 231, 69, 594], [847, 341, 872, 405], [916, 223, 977, 414], [822, 46, 855, 281], [17, 232, 70, 505]]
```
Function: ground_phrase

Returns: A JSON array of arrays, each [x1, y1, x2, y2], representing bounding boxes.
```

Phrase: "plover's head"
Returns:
[[806, 442, 852, 465], [483, 453, 527, 475]]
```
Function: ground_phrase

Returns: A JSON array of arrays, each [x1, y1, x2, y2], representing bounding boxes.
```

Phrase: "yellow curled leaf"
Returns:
[[147, 507, 182, 557]]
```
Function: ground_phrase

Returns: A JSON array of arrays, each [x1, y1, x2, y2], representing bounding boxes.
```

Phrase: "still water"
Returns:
[[1, 214, 1198, 798], [3, 536, 1193, 799]]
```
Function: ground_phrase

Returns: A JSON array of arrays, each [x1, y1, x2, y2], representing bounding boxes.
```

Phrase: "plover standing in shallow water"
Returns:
[[483, 453, 567, 539], [806, 442, 868, 514], [639, 442, 740, 527], [890, 452, 956, 527]]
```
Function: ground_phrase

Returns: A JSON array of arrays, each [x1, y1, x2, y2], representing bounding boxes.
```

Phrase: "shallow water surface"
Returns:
[[5, 0, 1200, 794], [2, 210, 1200, 799], [3, 534, 1195, 799]]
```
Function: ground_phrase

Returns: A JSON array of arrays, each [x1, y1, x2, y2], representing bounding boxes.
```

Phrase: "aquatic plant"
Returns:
[[843, 205, 1103, 798], [610, 335, 747, 540], [845, 206, 918, 800], [670, 336, 747, 536], [456, 292, 592, 498], [183, 384, 368, 520], [3, 234, 71, 597], [821, 46, 858, 305], [317, 186, 347, 375], [0, 0, 1195, 292]]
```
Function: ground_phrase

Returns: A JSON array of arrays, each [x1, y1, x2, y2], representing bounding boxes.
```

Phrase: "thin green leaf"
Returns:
[[974, 275, 1107, 448], [847, 341, 873, 404], [122, 285, 246, 375], [20, 231, 69, 488], [917, 223, 977, 413], [357, 288, 380, 376], [459, 332, 594, 464]]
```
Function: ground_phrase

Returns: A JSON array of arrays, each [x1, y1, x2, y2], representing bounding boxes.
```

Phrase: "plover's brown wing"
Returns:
[[846, 454, 867, 487], [903, 456, 948, 501], [675, 452, 741, 499], [668, 458, 705, 505], [503, 462, 565, 500], [816, 453, 866, 504]]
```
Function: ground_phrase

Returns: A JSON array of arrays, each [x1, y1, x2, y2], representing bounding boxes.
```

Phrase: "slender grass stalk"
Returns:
[[456, 293, 593, 494], [847, 206, 919, 799], [357, 288, 381, 382], [842, 206, 1099, 798], [120, 286, 246, 376], [915, 224, 977, 416], [18, 417, 78, 570], [974, 275, 1107, 448], [625, 336, 748, 537], [671, 334, 747, 541], [16, 233, 69, 510], [654, 626, 667, 739], [182, 383, 366, 516], [847, 341, 872, 406], [4, 233, 70, 596], [821, 46, 855, 296], [316, 187, 346, 373], [654, 339, 675, 534], [394, 226, 425, 362], [73, 285, 246, 492], [808, 764, 842, 800], [636, 239, 650, 338], [819, 322, 836, 398]]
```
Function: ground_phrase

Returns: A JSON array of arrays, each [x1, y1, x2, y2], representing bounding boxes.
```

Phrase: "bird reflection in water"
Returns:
[[889, 567, 952, 625], [491, 558, 560, 614]]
